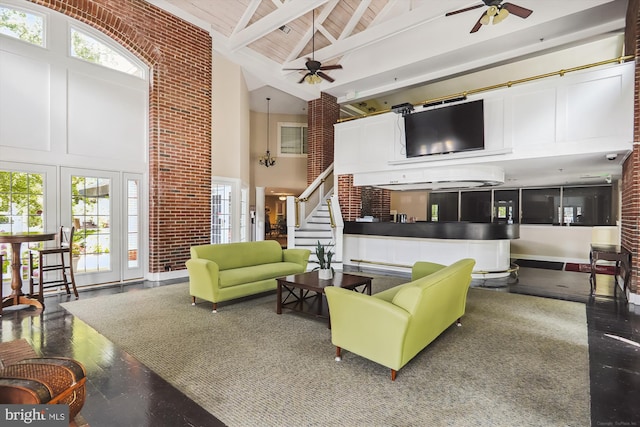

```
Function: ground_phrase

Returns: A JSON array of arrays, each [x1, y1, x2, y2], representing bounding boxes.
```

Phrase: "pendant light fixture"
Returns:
[[259, 97, 276, 167]]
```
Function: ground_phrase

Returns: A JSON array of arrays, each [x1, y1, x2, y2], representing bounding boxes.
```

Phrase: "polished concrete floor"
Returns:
[[1, 266, 638, 427]]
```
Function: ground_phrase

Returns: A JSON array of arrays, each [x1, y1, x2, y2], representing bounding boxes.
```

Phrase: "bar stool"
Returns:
[[29, 226, 79, 304]]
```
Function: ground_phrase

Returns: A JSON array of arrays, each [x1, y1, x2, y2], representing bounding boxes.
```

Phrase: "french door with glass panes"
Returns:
[[61, 168, 143, 285], [122, 173, 144, 281]]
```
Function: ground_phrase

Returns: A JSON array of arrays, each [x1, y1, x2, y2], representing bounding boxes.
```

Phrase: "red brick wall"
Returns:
[[374, 188, 391, 220], [337, 174, 361, 221], [361, 187, 391, 221], [621, 150, 638, 291], [621, 0, 639, 294], [31, 0, 213, 273], [308, 92, 339, 183]]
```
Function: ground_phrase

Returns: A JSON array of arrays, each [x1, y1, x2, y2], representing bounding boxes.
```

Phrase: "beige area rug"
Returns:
[[61, 280, 590, 426]]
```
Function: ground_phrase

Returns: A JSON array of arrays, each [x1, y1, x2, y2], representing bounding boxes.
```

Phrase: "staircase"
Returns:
[[286, 163, 344, 271], [292, 197, 342, 270]]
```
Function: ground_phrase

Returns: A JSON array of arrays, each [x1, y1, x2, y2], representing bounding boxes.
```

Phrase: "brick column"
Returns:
[[337, 174, 361, 221], [621, 0, 640, 295], [308, 92, 339, 183]]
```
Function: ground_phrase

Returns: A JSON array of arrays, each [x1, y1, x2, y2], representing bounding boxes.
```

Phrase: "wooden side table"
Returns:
[[589, 244, 631, 299], [0, 232, 56, 311]]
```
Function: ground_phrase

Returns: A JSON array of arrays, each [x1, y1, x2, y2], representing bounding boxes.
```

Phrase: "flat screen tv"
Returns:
[[404, 99, 484, 158]]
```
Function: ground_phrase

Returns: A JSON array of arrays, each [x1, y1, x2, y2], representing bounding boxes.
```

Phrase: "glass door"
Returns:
[[0, 163, 56, 294], [61, 168, 120, 286]]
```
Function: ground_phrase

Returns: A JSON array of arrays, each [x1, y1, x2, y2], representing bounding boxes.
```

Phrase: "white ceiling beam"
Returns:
[[338, 0, 371, 40], [371, 0, 403, 26], [232, 0, 262, 35], [283, 5, 445, 68], [284, 0, 339, 63], [228, 0, 329, 51]]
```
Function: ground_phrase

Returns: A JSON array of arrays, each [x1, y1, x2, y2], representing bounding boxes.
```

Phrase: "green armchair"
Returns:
[[325, 258, 475, 381]]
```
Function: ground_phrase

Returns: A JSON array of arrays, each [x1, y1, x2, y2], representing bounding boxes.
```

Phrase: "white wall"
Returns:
[[250, 110, 307, 203], [0, 14, 148, 173], [390, 191, 427, 221], [211, 51, 250, 184], [511, 226, 594, 264]]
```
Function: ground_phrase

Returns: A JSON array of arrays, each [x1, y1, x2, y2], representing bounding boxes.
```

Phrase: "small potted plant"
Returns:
[[313, 240, 334, 279]]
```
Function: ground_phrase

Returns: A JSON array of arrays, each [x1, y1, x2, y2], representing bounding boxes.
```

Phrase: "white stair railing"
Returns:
[[286, 164, 344, 270]]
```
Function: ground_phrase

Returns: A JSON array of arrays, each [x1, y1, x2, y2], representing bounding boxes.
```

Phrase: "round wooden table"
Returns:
[[0, 232, 56, 311]]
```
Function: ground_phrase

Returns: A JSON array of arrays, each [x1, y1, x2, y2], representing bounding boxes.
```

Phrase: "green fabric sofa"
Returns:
[[325, 258, 475, 380], [186, 240, 311, 312]]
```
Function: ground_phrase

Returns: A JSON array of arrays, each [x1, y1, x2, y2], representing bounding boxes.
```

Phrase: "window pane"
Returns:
[[0, 6, 44, 46], [71, 175, 111, 273], [70, 28, 143, 78], [0, 170, 45, 283], [212, 183, 232, 244], [281, 127, 301, 154], [127, 179, 139, 268], [563, 186, 612, 226], [494, 190, 519, 224], [302, 127, 308, 154], [428, 192, 458, 222], [280, 124, 307, 155], [522, 188, 560, 224], [460, 191, 491, 222]]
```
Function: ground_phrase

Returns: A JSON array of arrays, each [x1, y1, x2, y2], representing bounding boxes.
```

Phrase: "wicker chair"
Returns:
[[0, 358, 86, 415], [0, 347, 86, 426]]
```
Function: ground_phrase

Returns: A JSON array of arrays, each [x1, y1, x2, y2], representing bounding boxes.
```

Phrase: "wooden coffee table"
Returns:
[[276, 271, 372, 323]]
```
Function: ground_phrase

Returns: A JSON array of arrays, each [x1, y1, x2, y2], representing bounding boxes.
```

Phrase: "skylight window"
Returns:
[[0, 6, 44, 46], [70, 27, 143, 78]]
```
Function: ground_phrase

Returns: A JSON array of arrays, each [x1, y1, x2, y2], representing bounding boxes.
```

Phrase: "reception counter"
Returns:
[[344, 221, 519, 240], [343, 221, 519, 278]]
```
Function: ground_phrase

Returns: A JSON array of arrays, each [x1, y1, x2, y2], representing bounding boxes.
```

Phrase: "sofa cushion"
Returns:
[[191, 240, 283, 270], [390, 284, 422, 315], [391, 259, 475, 315], [218, 262, 305, 288]]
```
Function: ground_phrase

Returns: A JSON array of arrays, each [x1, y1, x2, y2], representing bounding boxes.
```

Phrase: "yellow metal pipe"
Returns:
[[326, 198, 336, 229]]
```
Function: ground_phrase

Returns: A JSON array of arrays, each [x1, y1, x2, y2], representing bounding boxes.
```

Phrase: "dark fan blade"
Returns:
[[470, 11, 486, 33], [298, 73, 311, 84], [502, 3, 533, 18], [319, 64, 342, 71], [445, 3, 483, 16], [317, 71, 335, 83], [284, 57, 314, 72]]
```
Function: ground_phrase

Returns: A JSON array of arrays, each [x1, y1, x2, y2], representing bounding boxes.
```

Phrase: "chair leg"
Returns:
[[335, 346, 341, 362], [68, 254, 78, 299], [38, 252, 44, 305], [391, 369, 397, 381], [456, 317, 462, 326], [60, 252, 71, 295], [28, 251, 36, 297], [212, 302, 217, 313]]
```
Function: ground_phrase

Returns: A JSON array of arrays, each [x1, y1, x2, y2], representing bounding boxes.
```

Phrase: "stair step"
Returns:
[[304, 221, 332, 227]]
